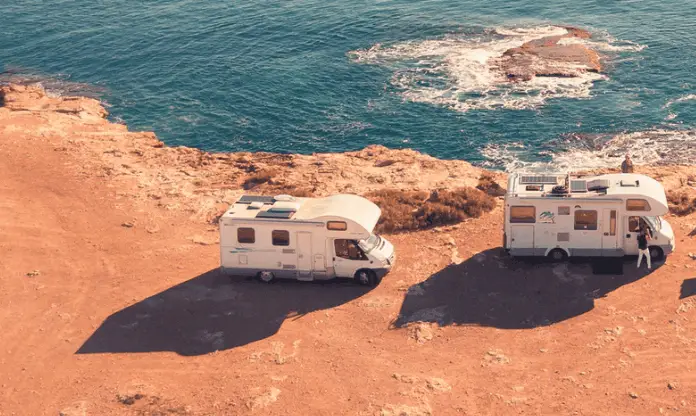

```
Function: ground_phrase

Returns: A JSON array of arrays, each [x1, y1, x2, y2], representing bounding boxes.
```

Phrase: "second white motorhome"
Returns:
[[219, 194, 395, 286], [504, 173, 675, 261]]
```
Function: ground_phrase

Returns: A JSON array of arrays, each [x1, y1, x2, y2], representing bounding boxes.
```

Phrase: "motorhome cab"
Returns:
[[219, 194, 395, 286], [504, 173, 675, 261]]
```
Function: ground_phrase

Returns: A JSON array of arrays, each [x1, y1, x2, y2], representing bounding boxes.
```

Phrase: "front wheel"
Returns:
[[354, 269, 379, 287], [256, 271, 275, 283], [649, 246, 664, 261]]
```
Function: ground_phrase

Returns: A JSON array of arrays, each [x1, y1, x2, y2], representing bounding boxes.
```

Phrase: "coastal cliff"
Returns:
[[1, 83, 693, 225], [2, 83, 696, 415]]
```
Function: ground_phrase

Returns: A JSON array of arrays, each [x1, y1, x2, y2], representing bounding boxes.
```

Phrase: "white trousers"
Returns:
[[637, 248, 651, 269]]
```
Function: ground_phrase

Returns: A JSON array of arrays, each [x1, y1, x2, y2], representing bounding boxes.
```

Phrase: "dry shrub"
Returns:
[[667, 191, 696, 216], [476, 173, 507, 197], [242, 169, 277, 190], [367, 189, 428, 232], [368, 187, 496, 233]]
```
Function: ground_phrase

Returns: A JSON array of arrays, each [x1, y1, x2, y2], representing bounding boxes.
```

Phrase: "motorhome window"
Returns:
[[327, 221, 348, 231], [610, 210, 617, 236], [272, 230, 290, 246], [558, 206, 570, 215], [626, 199, 651, 211], [334, 239, 367, 261], [574, 210, 597, 230], [628, 216, 642, 232], [237, 228, 255, 244], [510, 206, 536, 223]]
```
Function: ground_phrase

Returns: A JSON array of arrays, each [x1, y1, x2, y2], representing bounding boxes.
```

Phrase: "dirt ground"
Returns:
[[2, 91, 696, 415]]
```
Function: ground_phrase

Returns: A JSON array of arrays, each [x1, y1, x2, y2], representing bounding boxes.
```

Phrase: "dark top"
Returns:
[[638, 233, 648, 250], [621, 160, 634, 173]]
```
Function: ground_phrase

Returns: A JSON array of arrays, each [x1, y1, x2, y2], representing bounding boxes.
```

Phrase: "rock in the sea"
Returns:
[[497, 26, 601, 81]]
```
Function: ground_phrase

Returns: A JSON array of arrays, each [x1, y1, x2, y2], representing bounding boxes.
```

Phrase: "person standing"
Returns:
[[621, 154, 634, 173], [637, 226, 651, 270]]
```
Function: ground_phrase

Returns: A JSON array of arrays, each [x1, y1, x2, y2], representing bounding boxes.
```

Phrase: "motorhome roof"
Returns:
[[509, 173, 665, 198], [222, 194, 382, 234]]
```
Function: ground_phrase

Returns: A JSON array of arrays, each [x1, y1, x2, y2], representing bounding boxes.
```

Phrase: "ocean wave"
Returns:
[[481, 129, 696, 172], [349, 25, 636, 112], [663, 93, 696, 108]]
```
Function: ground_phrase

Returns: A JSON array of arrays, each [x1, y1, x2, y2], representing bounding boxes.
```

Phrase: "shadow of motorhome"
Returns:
[[77, 269, 374, 356], [393, 248, 658, 330], [680, 278, 696, 299]]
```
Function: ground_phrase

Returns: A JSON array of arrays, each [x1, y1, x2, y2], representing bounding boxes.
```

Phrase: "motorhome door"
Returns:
[[601, 209, 619, 254], [623, 216, 642, 255], [510, 225, 534, 253], [297, 232, 313, 274]]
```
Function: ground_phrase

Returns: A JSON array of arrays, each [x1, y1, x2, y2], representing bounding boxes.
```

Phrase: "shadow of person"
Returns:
[[393, 248, 657, 330], [77, 269, 374, 356], [680, 278, 696, 299]]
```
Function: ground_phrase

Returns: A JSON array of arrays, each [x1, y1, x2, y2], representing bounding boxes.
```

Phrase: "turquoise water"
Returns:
[[2, 1, 696, 170]]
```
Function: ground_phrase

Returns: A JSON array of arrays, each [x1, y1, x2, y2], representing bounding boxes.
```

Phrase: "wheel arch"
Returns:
[[545, 247, 570, 258]]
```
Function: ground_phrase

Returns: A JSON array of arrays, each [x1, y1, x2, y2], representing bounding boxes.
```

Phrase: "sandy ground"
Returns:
[[2, 86, 696, 415]]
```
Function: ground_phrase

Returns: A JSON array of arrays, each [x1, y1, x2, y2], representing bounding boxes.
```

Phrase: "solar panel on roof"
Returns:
[[256, 211, 295, 219], [570, 180, 587, 193], [238, 195, 275, 204], [520, 175, 558, 185]]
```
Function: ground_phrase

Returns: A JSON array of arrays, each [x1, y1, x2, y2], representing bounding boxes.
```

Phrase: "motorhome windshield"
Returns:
[[358, 234, 382, 254], [644, 216, 662, 232]]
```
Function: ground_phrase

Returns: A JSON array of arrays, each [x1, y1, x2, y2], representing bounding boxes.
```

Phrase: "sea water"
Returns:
[[2, 0, 696, 170]]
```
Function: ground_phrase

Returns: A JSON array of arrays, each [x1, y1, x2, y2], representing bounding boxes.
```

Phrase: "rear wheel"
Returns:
[[256, 271, 275, 283], [354, 269, 378, 287], [548, 249, 568, 263], [649, 246, 664, 261]]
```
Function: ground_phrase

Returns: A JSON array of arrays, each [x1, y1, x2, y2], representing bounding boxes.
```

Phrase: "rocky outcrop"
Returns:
[[496, 26, 601, 81], [0, 84, 502, 223]]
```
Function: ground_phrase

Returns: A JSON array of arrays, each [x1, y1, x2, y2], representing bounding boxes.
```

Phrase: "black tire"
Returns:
[[354, 269, 378, 287], [256, 271, 275, 283], [648, 246, 664, 262], [548, 249, 568, 263]]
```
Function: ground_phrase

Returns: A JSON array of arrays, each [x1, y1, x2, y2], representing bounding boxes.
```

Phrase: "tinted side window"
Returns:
[[510, 206, 536, 223], [327, 221, 347, 231], [626, 199, 651, 211], [238, 228, 255, 244], [574, 210, 597, 230], [272, 230, 290, 246]]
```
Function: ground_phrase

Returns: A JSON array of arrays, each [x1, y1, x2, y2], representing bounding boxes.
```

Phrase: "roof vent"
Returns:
[[247, 201, 264, 210], [620, 180, 638, 187], [269, 203, 299, 213], [274, 194, 296, 202]]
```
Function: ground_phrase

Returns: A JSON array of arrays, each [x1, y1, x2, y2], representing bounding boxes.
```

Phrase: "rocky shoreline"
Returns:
[[1, 83, 694, 226]]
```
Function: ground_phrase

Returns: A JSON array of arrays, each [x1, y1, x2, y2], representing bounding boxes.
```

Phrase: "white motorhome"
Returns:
[[504, 173, 675, 261], [219, 194, 395, 286]]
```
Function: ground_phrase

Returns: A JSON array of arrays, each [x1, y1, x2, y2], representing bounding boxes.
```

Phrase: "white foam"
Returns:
[[663, 94, 696, 108], [350, 25, 632, 112], [482, 130, 696, 172], [558, 36, 647, 52]]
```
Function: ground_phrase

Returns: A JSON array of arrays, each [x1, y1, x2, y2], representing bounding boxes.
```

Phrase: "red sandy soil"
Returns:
[[1, 85, 696, 415]]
